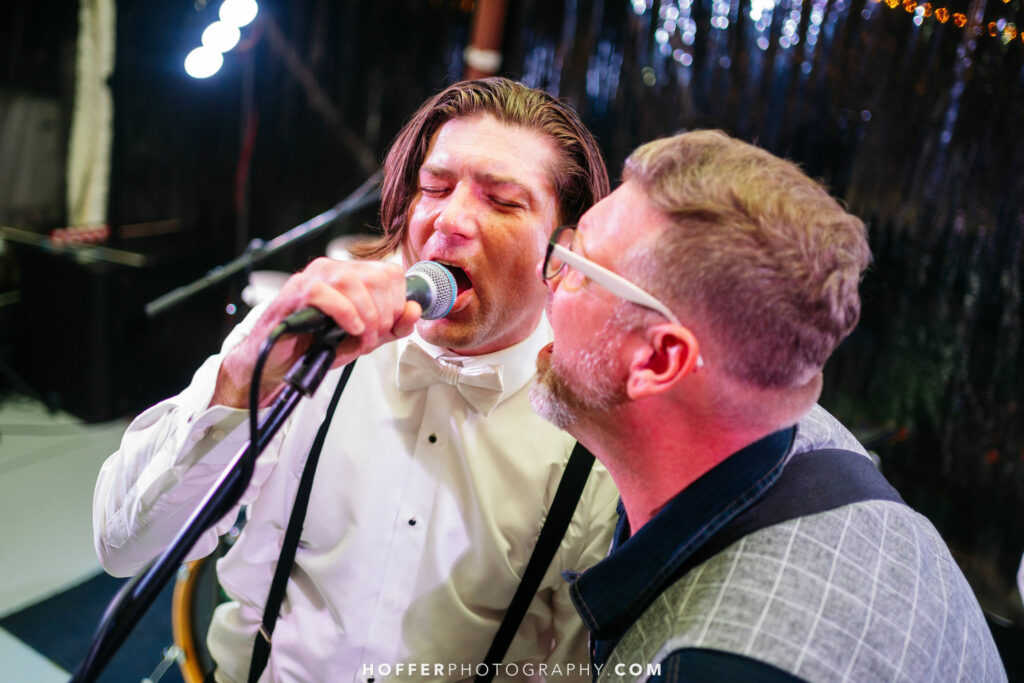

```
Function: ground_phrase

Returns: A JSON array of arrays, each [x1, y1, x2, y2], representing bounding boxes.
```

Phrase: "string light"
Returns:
[[872, 0, 1023, 45]]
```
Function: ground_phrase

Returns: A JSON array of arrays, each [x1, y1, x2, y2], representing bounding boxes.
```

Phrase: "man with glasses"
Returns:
[[530, 130, 1004, 681]]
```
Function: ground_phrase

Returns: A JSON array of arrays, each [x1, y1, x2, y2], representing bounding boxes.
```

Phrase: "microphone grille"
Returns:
[[407, 261, 456, 319]]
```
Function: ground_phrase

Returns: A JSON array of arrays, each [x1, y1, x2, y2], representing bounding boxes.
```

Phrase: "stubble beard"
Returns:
[[530, 326, 629, 430]]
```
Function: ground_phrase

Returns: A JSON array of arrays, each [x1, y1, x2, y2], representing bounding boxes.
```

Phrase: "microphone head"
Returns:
[[406, 260, 456, 319]]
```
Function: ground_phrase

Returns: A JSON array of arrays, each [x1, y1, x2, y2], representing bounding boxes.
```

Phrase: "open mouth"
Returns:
[[438, 262, 473, 296]]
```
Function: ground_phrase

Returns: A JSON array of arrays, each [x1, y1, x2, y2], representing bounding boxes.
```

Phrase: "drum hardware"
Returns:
[[170, 523, 243, 682], [142, 644, 185, 683]]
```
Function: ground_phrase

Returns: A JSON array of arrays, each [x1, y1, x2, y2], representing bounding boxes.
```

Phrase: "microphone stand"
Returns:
[[70, 326, 346, 683], [74, 171, 382, 679], [144, 169, 382, 319]]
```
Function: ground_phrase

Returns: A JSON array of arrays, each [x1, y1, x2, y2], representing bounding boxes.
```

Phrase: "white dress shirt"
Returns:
[[93, 307, 619, 683]]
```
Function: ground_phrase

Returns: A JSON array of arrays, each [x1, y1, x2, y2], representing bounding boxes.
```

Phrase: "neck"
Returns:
[[570, 399, 781, 534]]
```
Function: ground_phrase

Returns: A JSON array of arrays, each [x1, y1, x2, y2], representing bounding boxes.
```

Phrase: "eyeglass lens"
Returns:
[[545, 225, 576, 279]]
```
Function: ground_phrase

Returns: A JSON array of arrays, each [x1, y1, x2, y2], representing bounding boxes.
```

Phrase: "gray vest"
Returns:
[[599, 501, 1006, 682]]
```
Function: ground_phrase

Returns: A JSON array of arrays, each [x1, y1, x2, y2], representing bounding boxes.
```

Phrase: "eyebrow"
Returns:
[[419, 164, 538, 206]]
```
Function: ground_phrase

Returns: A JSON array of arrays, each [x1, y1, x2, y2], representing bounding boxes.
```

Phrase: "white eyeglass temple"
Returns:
[[549, 243, 705, 369], [550, 243, 681, 324]]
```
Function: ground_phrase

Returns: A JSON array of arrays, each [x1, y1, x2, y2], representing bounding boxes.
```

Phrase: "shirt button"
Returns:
[[189, 428, 207, 443], [408, 517, 417, 526], [428, 434, 437, 443], [209, 428, 225, 441]]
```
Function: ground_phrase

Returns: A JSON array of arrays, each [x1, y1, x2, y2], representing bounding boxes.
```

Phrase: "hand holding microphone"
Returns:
[[280, 260, 455, 333], [211, 259, 455, 409]]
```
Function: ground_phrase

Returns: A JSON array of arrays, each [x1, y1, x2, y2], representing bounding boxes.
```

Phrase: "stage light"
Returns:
[[183, 0, 258, 80], [220, 0, 259, 28], [202, 21, 241, 53], [185, 46, 224, 78]]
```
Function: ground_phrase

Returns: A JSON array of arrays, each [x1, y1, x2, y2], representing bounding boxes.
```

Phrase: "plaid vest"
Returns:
[[600, 501, 1006, 682]]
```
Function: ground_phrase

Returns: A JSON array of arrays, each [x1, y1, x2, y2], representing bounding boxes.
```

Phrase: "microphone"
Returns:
[[404, 260, 458, 320], [280, 260, 457, 333]]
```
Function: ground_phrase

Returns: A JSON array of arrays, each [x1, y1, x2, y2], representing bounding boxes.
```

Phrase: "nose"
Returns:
[[434, 184, 479, 240]]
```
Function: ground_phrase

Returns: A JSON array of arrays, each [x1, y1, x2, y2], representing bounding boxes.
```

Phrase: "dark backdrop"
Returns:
[[2, 0, 1022, 629]]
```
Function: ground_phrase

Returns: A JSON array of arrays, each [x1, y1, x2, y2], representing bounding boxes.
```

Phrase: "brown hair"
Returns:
[[354, 77, 609, 259], [622, 130, 871, 389]]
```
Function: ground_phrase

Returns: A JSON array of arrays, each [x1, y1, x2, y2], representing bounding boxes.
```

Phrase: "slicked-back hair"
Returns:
[[354, 77, 609, 259], [622, 130, 871, 389]]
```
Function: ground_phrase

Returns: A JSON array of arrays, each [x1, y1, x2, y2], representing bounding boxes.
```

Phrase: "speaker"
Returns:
[[12, 236, 230, 423]]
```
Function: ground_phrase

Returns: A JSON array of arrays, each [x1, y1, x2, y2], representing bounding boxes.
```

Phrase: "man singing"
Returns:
[[94, 78, 617, 682]]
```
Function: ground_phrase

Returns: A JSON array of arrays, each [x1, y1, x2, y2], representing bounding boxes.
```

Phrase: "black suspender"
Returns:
[[474, 442, 595, 683], [247, 361, 356, 683], [246, 360, 595, 682]]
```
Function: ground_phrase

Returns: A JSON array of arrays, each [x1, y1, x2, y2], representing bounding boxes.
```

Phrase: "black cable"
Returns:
[[249, 324, 289, 452]]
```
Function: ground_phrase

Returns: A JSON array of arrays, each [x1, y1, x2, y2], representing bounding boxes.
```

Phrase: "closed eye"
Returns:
[[490, 196, 523, 209]]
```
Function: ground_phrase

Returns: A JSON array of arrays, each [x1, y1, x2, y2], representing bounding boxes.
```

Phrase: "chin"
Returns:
[[416, 317, 481, 352], [416, 317, 457, 345], [528, 379, 577, 431]]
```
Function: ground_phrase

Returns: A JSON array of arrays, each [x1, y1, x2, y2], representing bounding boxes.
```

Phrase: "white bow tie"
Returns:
[[396, 342, 505, 415]]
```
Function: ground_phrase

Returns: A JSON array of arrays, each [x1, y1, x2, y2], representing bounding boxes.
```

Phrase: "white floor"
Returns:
[[0, 394, 131, 681], [0, 627, 69, 683]]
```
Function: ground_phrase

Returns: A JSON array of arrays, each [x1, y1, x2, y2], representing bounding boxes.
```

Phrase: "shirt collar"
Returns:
[[398, 315, 552, 400], [565, 427, 795, 642]]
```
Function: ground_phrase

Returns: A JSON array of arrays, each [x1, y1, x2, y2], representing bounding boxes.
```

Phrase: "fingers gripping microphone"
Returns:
[[281, 261, 456, 333], [278, 262, 456, 396]]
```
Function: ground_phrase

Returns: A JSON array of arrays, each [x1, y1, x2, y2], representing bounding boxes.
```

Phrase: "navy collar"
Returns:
[[565, 427, 795, 644]]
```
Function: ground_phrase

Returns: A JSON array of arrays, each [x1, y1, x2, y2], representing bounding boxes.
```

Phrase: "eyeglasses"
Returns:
[[543, 224, 704, 368], [543, 224, 682, 325]]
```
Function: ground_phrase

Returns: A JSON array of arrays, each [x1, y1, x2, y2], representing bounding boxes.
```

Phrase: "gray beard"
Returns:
[[529, 319, 629, 430], [529, 379, 578, 430]]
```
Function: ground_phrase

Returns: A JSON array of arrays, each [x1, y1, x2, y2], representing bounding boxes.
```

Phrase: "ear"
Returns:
[[625, 324, 701, 400]]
